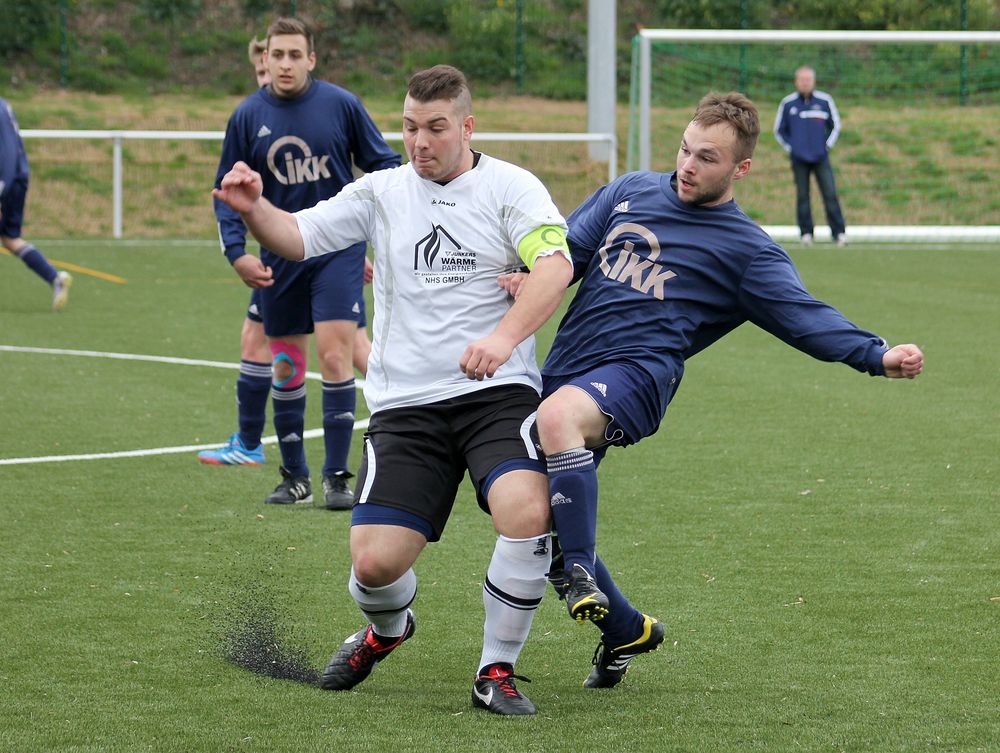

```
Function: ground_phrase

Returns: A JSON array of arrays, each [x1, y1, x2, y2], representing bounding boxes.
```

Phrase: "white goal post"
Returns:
[[633, 29, 1000, 242], [636, 29, 1000, 172]]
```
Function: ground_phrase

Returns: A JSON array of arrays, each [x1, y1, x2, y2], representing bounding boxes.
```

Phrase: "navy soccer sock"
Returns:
[[593, 555, 646, 646], [236, 360, 271, 449], [271, 384, 308, 476], [321, 378, 356, 477], [546, 447, 599, 577], [17, 245, 58, 285]]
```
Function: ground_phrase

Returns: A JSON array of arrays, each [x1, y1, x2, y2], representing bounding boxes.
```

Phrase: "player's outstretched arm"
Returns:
[[212, 161, 305, 261], [882, 343, 924, 379]]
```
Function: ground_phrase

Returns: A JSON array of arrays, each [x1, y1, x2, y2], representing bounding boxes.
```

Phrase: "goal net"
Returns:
[[628, 30, 1000, 241]]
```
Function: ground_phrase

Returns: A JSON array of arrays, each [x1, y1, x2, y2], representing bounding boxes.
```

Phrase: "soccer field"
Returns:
[[1, 241, 998, 752]]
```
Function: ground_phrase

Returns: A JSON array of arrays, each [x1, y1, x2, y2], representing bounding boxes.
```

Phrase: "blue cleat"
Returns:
[[198, 432, 265, 466]]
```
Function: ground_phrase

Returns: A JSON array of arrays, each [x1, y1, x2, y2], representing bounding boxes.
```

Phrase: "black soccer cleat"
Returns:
[[584, 614, 664, 689], [265, 466, 313, 505], [322, 471, 355, 511], [545, 532, 568, 600], [471, 663, 536, 716], [564, 563, 609, 623], [320, 610, 415, 691]]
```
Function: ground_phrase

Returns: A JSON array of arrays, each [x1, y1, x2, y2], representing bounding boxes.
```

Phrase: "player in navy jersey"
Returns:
[[501, 91, 923, 689], [205, 17, 400, 509], [0, 96, 72, 311], [199, 35, 379, 474]]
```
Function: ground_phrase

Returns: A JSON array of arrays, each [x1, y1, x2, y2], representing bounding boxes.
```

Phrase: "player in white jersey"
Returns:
[[214, 65, 573, 716]]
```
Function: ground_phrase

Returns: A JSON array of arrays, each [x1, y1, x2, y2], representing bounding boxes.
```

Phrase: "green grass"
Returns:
[[1, 242, 998, 752]]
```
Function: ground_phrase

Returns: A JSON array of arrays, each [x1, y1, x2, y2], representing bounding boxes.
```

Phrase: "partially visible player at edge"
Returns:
[[198, 35, 378, 475], [214, 65, 573, 716], [0, 96, 71, 310], [203, 18, 400, 510], [501, 91, 924, 689]]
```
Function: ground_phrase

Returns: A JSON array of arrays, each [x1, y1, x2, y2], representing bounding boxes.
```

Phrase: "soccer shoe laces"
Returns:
[[347, 629, 380, 671], [591, 639, 608, 667], [482, 664, 532, 698]]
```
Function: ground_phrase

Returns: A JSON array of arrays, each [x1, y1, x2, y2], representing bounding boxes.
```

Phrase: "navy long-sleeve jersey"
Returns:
[[213, 79, 400, 265], [773, 90, 841, 164], [0, 97, 30, 197], [542, 171, 886, 420]]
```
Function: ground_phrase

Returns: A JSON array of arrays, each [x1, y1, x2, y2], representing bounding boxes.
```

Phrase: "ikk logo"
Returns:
[[597, 222, 677, 300], [266, 135, 332, 186], [414, 224, 461, 270]]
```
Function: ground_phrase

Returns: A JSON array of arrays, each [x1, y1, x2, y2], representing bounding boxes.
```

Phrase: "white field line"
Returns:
[[0, 345, 367, 465]]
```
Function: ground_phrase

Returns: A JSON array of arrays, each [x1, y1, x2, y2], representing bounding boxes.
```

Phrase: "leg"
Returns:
[[353, 293, 371, 376], [536, 384, 612, 621], [320, 523, 424, 691], [265, 333, 313, 503], [473, 469, 551, 715], [353, 326, 371, 375], [313, 319, 359, 509], [790, 158, 814, 239], [814, 156, 847, 241], [2, 234, 70, 310], [311, 246, 367, 507], [236, 315, 272, 450], [198, 293, 271, 466]]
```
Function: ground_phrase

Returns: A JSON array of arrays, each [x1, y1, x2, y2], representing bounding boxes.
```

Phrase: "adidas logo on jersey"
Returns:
[[280, 432, 302, 442], [590, 381, 608, 397], [613, 200, 630, 213], [550, 492, 572, 506], [256, 125, 272, 138]]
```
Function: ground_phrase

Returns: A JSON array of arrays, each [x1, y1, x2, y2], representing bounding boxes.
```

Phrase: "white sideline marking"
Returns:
[[0, 345, 368, 465]]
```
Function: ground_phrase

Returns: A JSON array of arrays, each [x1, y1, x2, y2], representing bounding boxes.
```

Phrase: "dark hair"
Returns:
[[407, 65, 472, 115], [266, 17, 314, 55], [692, 92, 760, 162]]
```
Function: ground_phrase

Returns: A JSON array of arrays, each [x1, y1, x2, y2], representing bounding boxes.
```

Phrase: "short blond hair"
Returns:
[[247, 36, 266, 64]]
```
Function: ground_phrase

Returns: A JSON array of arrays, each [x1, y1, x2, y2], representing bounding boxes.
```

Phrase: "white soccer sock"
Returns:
[[348, 566, 417, 638], [478, 534, 551, 672]]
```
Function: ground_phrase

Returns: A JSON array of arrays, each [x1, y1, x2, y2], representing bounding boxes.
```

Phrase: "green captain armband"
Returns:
[[517, 224, 569, 270]]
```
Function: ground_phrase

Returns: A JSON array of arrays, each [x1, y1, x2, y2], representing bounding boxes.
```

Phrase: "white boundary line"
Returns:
[[0, 345, 367, 466]]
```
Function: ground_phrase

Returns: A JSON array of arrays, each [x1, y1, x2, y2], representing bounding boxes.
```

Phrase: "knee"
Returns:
[[535, 396, 579, 453], [318, 343, 353, 380], [269, 340, 306, 389], [351, 546, 399, 587]]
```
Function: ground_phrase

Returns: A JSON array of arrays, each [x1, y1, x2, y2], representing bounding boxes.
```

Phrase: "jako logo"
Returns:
[[266, 136, 332, 186], [414, 224, 461, 270]]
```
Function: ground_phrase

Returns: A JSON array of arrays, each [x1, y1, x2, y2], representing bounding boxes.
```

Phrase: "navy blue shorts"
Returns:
[[0, 177, 27, 238], [246, 289, 264, 324], [246, 287, 366, 327], [542, 361, 680, 457], [259, 242, 366, 337]]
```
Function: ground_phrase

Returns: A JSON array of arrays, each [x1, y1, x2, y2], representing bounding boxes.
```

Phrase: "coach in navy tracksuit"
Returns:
[[774, 66, 847, 246]]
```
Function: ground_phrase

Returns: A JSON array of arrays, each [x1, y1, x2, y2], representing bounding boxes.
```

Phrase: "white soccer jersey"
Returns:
[[295, 153, 568, 414]]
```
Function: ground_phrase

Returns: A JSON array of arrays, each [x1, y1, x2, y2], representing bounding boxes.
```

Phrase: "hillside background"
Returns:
[[2, 0, 998, 99], [1, 1, 998, 238]]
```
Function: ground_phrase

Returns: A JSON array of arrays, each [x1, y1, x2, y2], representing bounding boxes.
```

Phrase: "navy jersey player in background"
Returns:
[[199, 35, 378, 473], [198, 36, 276, 470], [774, 66, 848, 246], [207, 17, 400, 509], [0, 96, 72, 311], [500, 91, 923, 689]]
